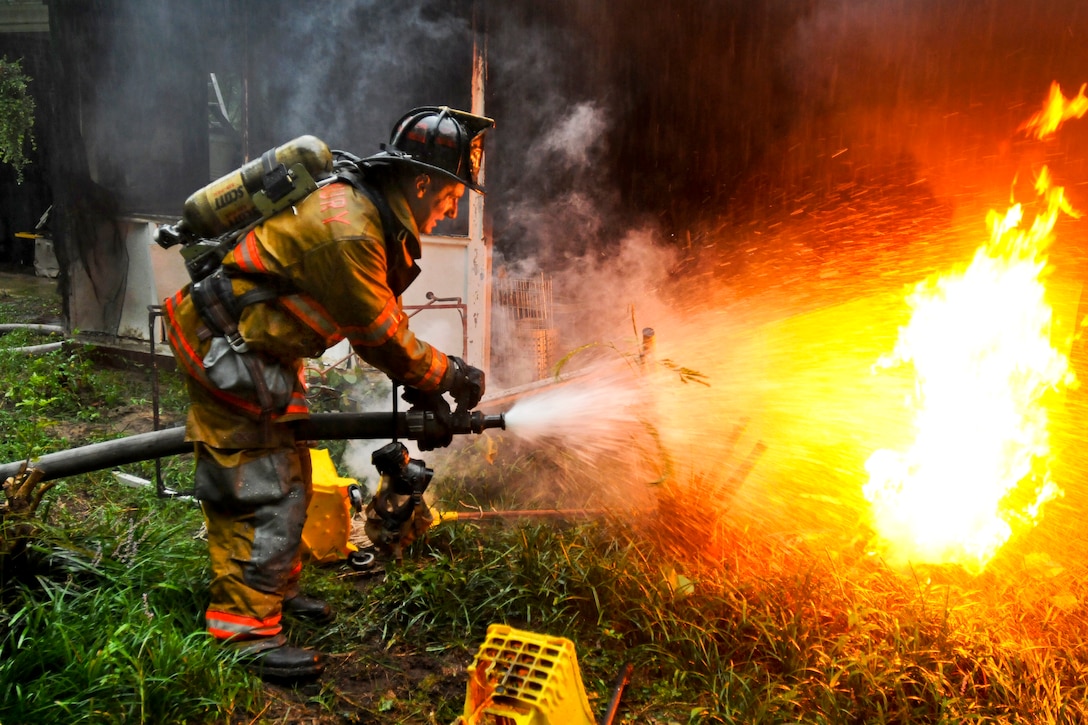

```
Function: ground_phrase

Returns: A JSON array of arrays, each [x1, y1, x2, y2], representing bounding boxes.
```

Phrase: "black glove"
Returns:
[[443, 356, 485, 411], [401, 385, 445, 412]]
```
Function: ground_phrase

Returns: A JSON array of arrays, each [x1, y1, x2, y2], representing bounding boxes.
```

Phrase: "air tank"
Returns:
[[179, 134, 333, 239]]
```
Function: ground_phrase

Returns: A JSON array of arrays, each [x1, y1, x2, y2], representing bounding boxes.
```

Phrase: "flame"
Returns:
[[863, 164, 1077, 570], [1019, 81, 1088, 139]]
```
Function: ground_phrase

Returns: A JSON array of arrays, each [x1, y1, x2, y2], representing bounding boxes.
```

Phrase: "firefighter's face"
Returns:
[[411, 174, 465, 233]]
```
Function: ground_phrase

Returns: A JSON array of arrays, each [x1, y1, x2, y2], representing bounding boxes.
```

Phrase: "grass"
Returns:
[[4, 283, 1088, 723], [0, 511, 260, 724], [298, 506, 1088, 724], [0, 291, 257, 723]]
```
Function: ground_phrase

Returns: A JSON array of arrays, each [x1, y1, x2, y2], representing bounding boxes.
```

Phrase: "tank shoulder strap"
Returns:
[[330, 155, 410, 255]]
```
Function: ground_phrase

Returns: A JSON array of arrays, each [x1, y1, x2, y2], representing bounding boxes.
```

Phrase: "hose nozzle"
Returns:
[[469, 412, 506, 434]]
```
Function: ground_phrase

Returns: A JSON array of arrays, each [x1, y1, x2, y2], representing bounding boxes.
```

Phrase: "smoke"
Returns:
[[65, 0, 1088, 250], [526, 101, 608, 173], [487, 225, 681, 392], [552, 229, 679, 348], [69, 1, 475, 203], [247, 0, 476, 151], [496, 100, 615, 261]]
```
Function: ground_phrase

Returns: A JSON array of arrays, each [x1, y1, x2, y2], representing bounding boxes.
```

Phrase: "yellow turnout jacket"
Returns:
[[164, 175, 450, 446]]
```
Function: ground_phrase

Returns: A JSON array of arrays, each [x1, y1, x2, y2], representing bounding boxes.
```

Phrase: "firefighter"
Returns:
[[163, 106, 494, 683]]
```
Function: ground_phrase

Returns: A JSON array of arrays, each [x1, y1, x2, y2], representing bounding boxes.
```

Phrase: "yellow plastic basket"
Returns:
[[459, 624, 597, 725]]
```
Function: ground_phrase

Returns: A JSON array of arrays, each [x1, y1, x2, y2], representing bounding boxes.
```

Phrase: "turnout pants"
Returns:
[[165, 285, 316, 643], [195, 441, 313, 642]]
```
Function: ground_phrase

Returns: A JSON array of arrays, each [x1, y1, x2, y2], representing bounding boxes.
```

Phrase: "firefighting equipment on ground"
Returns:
[[300, 447, 364, 564], [456, 624, 634, 725], [363, 440, 435, 562]]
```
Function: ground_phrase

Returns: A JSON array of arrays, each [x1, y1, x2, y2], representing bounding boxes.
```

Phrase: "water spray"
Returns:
[[502, 369, 651, 460]]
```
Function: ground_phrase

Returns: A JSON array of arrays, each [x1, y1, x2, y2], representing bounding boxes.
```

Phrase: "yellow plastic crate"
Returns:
[[300, 448, 359, 563], [459, 624, 596, 725]]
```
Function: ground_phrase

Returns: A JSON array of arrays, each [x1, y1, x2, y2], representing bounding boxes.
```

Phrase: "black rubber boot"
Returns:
[[240, 642, 325, 683], [283, 594, 335, 624]]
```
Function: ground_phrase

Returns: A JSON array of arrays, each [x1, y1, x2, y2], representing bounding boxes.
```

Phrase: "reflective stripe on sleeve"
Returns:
[[280, 292, 401, 349], [342, 296, 399, 347], [232, 231, 269, 274], [417, 349, 448, 391], [279, 293, 341, 347]]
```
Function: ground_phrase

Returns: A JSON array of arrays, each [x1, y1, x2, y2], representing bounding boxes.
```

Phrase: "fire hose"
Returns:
[[0, 409, 505, 484]]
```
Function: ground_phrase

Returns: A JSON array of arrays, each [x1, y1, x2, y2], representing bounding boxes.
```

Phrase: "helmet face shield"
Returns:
[[370, 106, 495, 192]]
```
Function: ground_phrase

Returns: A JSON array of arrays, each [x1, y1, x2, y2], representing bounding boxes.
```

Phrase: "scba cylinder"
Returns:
[[180, 135, 333, 238]]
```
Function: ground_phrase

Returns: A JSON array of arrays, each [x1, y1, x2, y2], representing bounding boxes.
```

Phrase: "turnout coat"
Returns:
[[164, 175, 451, 449]]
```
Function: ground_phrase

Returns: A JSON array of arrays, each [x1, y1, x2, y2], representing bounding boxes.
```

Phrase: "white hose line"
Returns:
[[8, 341, 64, 354], [0, 323, 64, 334], [0, 322, 67, 354]]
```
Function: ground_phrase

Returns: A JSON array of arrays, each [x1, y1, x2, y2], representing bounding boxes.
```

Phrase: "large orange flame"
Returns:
[[863, 85, 1083, 570]]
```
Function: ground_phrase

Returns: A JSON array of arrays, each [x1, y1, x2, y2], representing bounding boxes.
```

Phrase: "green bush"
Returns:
[[0, 56, 36, 183]]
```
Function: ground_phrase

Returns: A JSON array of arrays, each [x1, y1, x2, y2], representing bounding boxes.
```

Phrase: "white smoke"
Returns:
[[527, 101, 608, 172]]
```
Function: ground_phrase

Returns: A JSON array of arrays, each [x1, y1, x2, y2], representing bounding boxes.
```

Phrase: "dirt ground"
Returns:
[[251, 632, 472, 724], [0, 268, 61, 322], [246, 622, 473, 724]]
